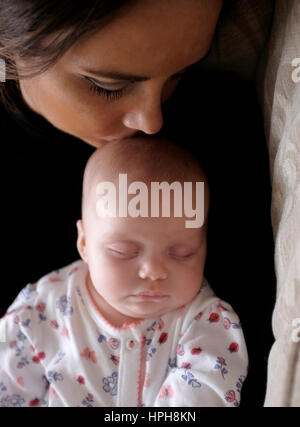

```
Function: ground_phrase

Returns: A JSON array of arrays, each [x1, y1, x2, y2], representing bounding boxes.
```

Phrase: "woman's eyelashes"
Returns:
[[85, 76, 127, 100], [84, 73, 184, 101]]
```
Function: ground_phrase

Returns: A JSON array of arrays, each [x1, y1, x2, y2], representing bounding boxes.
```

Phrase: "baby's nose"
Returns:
[[138, 260, 168, 281]]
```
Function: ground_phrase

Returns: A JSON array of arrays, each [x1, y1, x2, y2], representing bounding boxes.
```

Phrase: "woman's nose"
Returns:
[[122, 109, 163, 135], [138, 259, 168, 281], [121, 86, 164, 135]]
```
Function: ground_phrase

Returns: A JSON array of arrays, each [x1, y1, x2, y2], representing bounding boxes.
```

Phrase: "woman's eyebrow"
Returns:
[[81, 53, 211, 82], [82, 69, 149, 82]]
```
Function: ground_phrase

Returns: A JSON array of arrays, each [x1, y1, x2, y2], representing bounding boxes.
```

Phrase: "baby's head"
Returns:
[[77, 136, 210, 326]]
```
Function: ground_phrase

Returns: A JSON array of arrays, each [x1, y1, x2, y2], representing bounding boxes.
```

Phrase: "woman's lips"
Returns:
[[86, 131, 144, 146], [100, 132, 140, 142]]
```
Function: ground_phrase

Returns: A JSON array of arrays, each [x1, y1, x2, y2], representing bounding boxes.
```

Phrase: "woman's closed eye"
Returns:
[[84, 76, 128, 100], [84, 72, 185, 101]]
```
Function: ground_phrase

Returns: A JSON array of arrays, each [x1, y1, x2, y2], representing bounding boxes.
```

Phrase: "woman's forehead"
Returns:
[[64, 0, 221, 77]]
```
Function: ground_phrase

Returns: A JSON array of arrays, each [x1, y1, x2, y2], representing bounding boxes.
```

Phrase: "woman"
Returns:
[[0, 0, 223, 147], [0, 0, 276, 407]]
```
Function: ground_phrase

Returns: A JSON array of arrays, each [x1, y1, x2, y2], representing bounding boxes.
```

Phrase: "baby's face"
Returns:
[[77, 209, 207, 325]]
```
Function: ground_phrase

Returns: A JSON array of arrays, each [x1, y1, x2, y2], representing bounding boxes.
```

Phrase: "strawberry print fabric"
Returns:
[[0, 260, 248, 407]]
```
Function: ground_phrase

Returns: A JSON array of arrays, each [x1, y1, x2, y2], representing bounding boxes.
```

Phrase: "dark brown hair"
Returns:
[[0, 0, 133, 113]]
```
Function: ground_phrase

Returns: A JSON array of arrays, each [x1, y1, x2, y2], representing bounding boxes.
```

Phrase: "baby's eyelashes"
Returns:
[[107, 248, 139, 259], [107, 242, 140, 259], [168, 244, 198, 260], [106, 245, 198, 261], [169, 253, 195, 260]]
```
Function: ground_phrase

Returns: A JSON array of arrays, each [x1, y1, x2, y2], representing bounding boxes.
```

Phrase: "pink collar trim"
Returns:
[[84, 274, 144, 331]]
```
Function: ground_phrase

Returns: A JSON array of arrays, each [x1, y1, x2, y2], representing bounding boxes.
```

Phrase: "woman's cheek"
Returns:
[[161, 78, 180, 103]]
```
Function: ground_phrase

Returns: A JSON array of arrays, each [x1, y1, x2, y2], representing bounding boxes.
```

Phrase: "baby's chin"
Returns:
[[123, 300, 185, 321]]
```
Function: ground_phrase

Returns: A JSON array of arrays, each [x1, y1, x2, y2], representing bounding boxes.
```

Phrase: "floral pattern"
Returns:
[[0, 260, 248, 407]]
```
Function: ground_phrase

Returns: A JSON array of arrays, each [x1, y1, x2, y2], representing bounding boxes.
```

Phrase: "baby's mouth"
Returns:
[[130, 291, 168, 300]]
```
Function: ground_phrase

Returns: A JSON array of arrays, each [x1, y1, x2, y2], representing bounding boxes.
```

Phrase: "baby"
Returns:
[[0, 136, 248, 407]]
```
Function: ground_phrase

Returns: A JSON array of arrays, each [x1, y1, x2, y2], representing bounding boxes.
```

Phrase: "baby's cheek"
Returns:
[[95, 261, 130, 288], [180, 267, 203, 292]]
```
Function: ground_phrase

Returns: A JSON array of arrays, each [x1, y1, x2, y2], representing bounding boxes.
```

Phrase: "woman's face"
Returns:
[[18, 0, 223, 147]]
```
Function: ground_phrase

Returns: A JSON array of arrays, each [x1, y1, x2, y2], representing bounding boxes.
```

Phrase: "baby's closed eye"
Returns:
[[168, 245, 198, 260], [106, 242, 199, 260], [107, 242, 140, 258]]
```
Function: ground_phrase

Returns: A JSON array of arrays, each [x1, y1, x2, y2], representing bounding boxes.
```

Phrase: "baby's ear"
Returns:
[[76, 219, 88, 263]]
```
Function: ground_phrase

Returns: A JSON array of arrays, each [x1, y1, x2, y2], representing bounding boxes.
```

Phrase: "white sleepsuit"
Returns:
[[0, 260, 248, 407]]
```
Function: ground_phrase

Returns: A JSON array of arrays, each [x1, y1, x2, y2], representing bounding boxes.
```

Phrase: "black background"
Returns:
[[0, 69, 276, 407]]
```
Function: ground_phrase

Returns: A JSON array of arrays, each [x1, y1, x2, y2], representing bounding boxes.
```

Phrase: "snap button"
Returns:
[[126, 339, 136, 350]]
